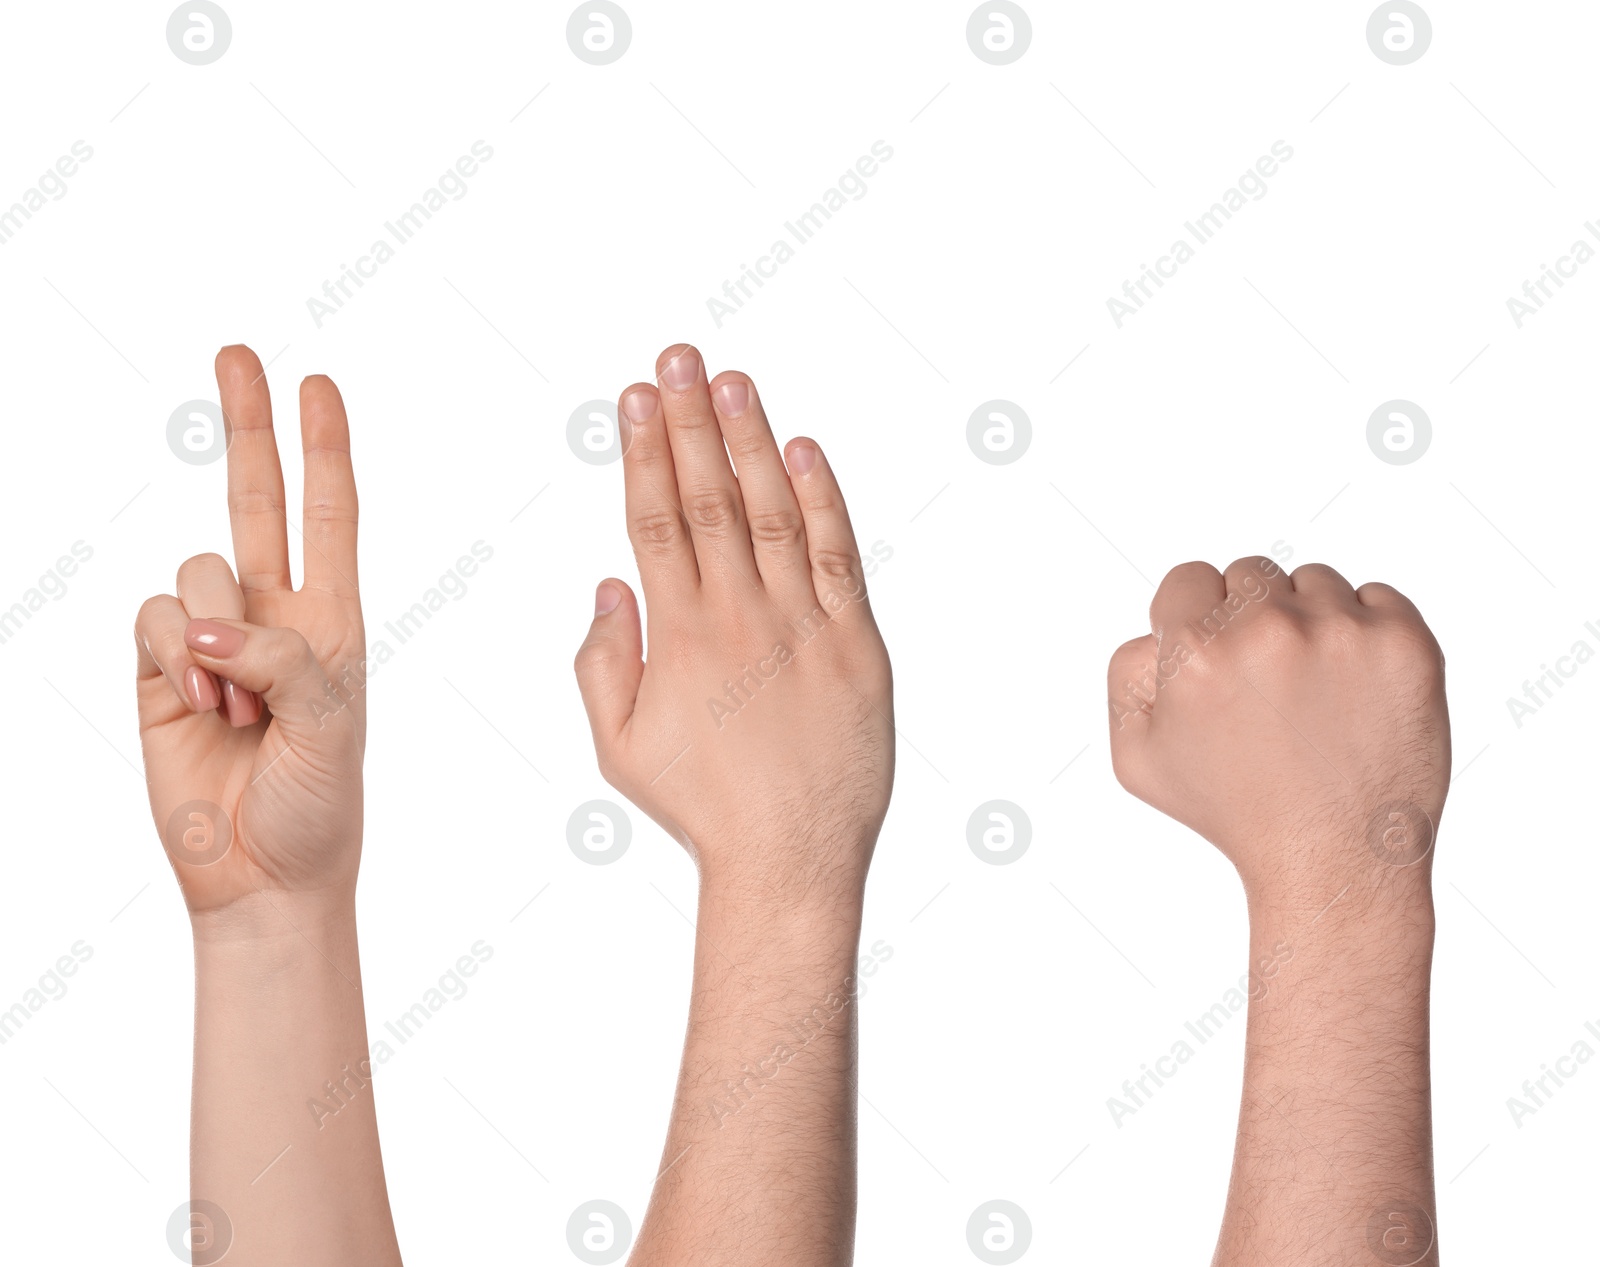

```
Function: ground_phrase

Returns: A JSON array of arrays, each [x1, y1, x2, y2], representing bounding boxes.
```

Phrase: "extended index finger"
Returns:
[[216, 345, 292, 593]]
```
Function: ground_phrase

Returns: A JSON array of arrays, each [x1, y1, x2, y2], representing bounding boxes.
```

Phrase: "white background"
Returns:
[[1, 1, 1595, 1262]]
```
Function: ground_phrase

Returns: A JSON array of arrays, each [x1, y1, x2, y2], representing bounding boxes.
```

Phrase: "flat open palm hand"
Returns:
[[135, 346, 366, 916]]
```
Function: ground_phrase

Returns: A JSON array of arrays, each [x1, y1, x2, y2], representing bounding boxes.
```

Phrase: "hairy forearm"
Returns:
[[190, 892, 401, 1267], [1215, 879, 1437, 1266], [630, 877, 867, 1266]]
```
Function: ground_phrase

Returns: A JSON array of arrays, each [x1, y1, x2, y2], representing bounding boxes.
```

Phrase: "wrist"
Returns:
[[191, 886, 359, 965], [699, 871, 864, 929], [1237, 812, 1436, 927], [695, 878, 866, 982], [1246, 869, 1433, 929], [695, 828, 873, 926]]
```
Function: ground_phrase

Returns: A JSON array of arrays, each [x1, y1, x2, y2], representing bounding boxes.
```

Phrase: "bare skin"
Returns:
[[574, 344, 893, 1266], [134, 346, 400, 1266], [1108, 555, 1447, 1267]]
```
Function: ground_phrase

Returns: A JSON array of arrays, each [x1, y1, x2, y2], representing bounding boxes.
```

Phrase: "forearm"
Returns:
[[191, 892, 401, 1266], [1215, 880, 1437, 1266], [631, 878, 867, 1266]]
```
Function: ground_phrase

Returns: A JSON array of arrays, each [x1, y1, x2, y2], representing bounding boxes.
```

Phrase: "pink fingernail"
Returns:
[[659, 347, 699, 392], [595, 582, 622, 615], [185, 665, 221, 712], [186, 619, 244, 658], [713, 381, 749, 415], [222, 680, 262, 727], [621, 388, 656, 424], [787, 442, 818, 475]]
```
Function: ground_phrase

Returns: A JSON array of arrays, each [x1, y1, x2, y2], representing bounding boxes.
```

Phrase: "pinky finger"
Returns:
[[136, 594, 220, 713], [1355, 580, 1421, 615], [784, 438, 871, 624]]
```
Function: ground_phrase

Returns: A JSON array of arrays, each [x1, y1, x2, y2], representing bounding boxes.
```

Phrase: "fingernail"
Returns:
[[186, 619, 244, 658], [659, 348, 699, 392], [222, 681, 262, 727], [595, 582, 622, 615], [713, 380, 749, 415], [185, 665, 221, 712], [787, 442, 818, 475], [621, 388, 656, 424]]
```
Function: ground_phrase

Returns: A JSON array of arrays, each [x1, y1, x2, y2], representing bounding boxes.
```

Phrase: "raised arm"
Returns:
[[1108, 556, 1446, 1267], [135, 346, 400, 1266], [573, 345, 894, 1265]]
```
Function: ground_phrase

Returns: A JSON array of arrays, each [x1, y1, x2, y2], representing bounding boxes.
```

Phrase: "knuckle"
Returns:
[[623, 427, 666, 466], [1307, 612, 1365, 660], [1225, 553, 1273, 576], [1225, 556, 1281, 592], [1291, 563, 1348, 593], [134, 595, 170, 629], [850, 641, 894, 694], [266, 630, 312, 678], [811, 550, 868, 609], [629, 509, 687, 553], [665, 405, 717, 436], [723, 425, 772, 464], [685, 488, 741, 536], [228, 486, 283, 516], [803, 486, 843, 516], [810, 548, 863, 586], [1241, 602, 1305, 654], [747, 508, 806, 549], [1163, 560, 1218, 588], [1375, 617, 1443, 672], [572, 638, 609, 678], [1252, 602, 1302, 637], [303, 499, 359, 526], [810, 548, 860, 579]]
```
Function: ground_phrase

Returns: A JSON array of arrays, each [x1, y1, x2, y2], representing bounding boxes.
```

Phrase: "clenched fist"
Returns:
[[1107, 556, 1449, 906]]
